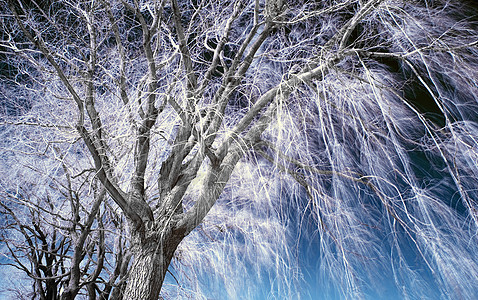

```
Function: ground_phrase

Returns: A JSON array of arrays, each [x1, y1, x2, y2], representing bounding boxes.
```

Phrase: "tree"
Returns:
[[0, 133, 132, 298], [1, 0, 478, 299]]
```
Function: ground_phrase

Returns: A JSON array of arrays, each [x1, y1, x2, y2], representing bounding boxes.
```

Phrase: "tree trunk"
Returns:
[[122, 224, 183, 300]]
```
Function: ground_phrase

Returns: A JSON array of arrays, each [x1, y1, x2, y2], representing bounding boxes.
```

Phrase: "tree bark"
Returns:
[[122, 224, 183, 300]]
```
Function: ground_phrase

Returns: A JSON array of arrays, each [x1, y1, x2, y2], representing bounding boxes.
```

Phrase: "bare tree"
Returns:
[[0, 137, 131, 299], [1, 0, 478, 299]]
